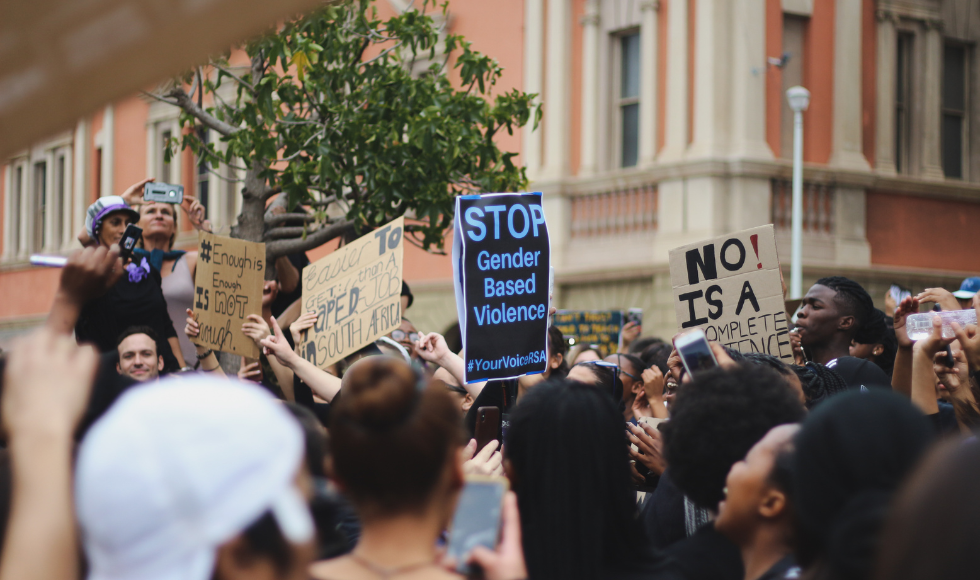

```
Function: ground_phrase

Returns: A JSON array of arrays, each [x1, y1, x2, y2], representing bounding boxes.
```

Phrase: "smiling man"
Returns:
[[116, 326, 165, 382], [795, 276, 875, 365]]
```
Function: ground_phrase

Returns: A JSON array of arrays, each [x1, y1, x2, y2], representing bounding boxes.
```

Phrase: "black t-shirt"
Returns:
[[75, 270, 180, 371], [662, 523, 743, 580], [756, 555, 801, 580], [603, 549, 685, 580], [271, 252, 310, 317], [640, 469, 688, 551]]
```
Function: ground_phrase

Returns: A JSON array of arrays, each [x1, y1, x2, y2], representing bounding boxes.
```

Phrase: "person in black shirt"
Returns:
[[657, 363, 806, 580], [505, 381, 679, 580], [715, 425, 801, 580], [72, 196, 184, 371]]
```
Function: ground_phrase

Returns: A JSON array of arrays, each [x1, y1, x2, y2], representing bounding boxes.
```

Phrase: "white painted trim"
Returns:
[[73, 120, 90, 249], [523, 0, 544, 181], [579, 0, 601, 176], [2, 165, 13, 260], [100, 105, 115, 197], [542, 0, 571, 180], [829, 0, 871, 170], [638, 0, 659, 167], [782, 0, 813, 17], [660, 0, 689, 161]]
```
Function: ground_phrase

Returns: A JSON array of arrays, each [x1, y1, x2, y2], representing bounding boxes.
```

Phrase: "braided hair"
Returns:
[[793, 362, 849, 410], [815, 276, 875, 338]]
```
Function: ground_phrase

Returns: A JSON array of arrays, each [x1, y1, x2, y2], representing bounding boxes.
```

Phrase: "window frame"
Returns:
[[895, 32, 914, 174], [941, 42, 969, 180], [612, 28, 641, 169]]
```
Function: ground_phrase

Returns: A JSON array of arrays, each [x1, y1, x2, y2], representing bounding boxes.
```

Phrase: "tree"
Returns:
[[149, 0, 539, 273]]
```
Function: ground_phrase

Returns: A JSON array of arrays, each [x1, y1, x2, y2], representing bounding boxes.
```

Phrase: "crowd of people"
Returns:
[[1, 180, 980, 580]]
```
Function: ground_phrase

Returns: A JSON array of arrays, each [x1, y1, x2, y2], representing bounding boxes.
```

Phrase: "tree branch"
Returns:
[[264, 226, 309, 240], [164, 87, 240, 137], [265, 213, 315, 226], [213, 64, 255, 94], [261, 186, 283, 202], [140, 91, 179, 106], [266, 220, 355, 261]]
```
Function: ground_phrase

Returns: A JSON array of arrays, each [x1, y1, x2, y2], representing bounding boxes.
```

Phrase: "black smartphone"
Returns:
[[447, 476, 508, 575], [474, 406, 501, 452], [144, 182, 184, 204], [933, 304, 955, 368], [118, 224, 143, 262], [675, 329, 718, 378]]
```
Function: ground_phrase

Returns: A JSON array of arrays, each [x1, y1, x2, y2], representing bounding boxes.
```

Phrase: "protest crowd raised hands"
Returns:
[[3, 180, 980, 580]]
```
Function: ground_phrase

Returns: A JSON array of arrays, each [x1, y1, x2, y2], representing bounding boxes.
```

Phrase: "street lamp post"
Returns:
[[786, 86, 810, 300]]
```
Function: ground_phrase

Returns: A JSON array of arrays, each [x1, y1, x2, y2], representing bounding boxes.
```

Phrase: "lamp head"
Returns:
[[786, 86, 811, 112]]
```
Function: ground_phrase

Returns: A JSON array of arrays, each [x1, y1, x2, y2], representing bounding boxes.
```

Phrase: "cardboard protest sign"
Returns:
[[191, 232, 265, 358], [453, 193, 551, 383], [552, 310, 623, 357], [668, 225, 792, 360], [300, 217, 404, 369]]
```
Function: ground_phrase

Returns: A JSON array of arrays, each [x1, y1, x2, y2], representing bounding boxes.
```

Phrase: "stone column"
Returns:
[[687, 0, 730, 159], [638, 0, 659, 166], [829, 0, 871, 170], [579, 0, 601, 176], [729, 0, 772, 159], [72, 119, 90, 247], [541, 0, 571, 180], [919, 19, 945, 179], [523, 0, 545, 181], [660, 0, 689, 161], [874, 9, 897, 175]]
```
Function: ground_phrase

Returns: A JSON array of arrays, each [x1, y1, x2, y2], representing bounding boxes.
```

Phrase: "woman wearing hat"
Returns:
[[73, 194, 185, 370]]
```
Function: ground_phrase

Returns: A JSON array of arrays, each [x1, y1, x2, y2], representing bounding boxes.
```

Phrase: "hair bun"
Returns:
[[339, 358, 419, 431], [826, 490, 890, 580]]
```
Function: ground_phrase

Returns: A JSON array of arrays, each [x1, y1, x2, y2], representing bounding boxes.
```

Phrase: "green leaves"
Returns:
[[175, 0, 539, 252]]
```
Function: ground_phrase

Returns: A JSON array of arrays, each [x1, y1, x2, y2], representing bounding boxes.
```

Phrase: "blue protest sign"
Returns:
[[452, 193, 551, 382]]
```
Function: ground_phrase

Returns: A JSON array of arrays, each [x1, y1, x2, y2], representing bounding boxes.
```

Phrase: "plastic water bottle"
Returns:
[[906, 309, 978, 341]]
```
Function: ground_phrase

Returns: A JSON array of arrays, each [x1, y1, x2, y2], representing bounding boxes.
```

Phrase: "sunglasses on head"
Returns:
[[391, 329, 420, 343]]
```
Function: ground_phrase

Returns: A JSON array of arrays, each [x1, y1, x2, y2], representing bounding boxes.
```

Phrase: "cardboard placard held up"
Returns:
[[668, 225, 792, 361], [191, 232, 265, 358], [300, 217, 404, 369], [452, 193, 551, 383], [552, 310, 624, 357]]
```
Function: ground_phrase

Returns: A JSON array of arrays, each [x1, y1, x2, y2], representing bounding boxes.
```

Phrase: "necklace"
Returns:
[[348, 552, 439, 579]]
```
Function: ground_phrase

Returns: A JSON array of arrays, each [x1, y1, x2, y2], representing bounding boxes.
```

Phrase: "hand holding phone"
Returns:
[[447, 476, 509, 575], [674, 329, 718, 378], [474, 406, 501, 452], [117, 224, 143, 262]]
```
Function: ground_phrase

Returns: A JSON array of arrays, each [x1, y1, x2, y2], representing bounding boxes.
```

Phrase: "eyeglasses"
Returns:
[[612, 354, 640, 381], [390, 329, 420, 343]]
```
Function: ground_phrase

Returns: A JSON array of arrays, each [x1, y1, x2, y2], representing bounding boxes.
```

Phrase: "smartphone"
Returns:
[[932, 304, 955, 368], [889, 284, 912, 305], [118, 224, 143, 262], [626, 308, 643, 327], [144, 182, 184, 204], [474, 406, 501, 452], [674, 329, 718, 378], [446, 476, 508, 575]]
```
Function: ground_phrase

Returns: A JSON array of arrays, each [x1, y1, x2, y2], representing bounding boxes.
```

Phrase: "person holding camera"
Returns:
[[69, 196, 185, 371]]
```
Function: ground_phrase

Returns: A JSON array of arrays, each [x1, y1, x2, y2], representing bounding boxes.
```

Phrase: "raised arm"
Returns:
[[46, 246, 123, 335], [416, 332, 486, 397], [260, 318, 342, 402], [0, 329, 98, 580], [909, 316, 950, 415], [891, 296, 920, 398]]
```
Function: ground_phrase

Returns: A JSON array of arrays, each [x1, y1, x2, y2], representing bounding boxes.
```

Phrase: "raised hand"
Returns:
[[259, 317, 298, 367], [952, 296, 980, 372], [237, 358, 263, 383], [289, 311, 318, 346], [626, 422, 666, 476], [184, 308, 200, 338], [916, 288, 960, 314], [59, 245, 124, 304], [462, 438, 504, 477], [416, 332, 452, 365], [893, 296, 921, 349], [467, 492, 528, 580], [241, 314, 272, 345], [119, 177, 155, 206]]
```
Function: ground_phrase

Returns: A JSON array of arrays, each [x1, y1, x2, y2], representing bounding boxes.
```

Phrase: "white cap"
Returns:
[[76, 377, 312, 580]]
